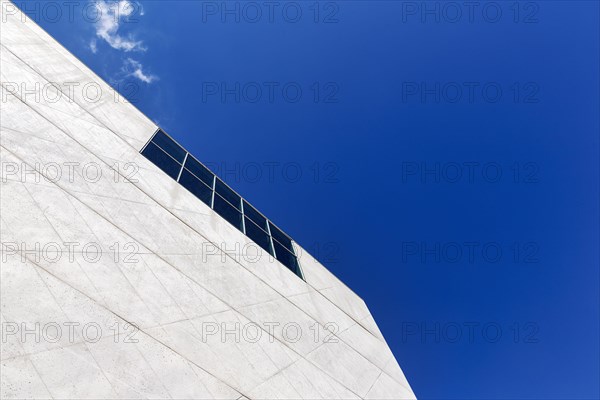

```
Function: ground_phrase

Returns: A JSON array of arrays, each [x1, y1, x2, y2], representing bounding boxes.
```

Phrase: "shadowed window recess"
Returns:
[[141, 129, 303, 279]]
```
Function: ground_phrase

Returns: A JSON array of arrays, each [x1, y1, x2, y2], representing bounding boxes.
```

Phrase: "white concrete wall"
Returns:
[[0, 1, 415, 398]]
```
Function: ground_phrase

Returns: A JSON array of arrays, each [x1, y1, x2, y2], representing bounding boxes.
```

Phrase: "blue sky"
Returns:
[[18, 1, 600, 398]]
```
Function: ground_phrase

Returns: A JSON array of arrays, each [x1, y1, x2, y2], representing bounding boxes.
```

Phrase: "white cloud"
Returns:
[[91, 1, 146, 52], [89, 39, 98, 53], [88, 1, 158, 84], [122, 58, 157, 83]]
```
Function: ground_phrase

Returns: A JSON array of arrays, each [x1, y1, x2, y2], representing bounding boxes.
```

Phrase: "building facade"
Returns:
[[0, 1, 415, 398]]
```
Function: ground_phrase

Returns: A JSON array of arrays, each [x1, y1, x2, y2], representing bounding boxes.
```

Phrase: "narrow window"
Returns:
[[244, 217, 273, 255], [184, 156, 215, 188], [269, 222, 294, 253], [179, 169, 213, 206], [272, 240, 300, 275], [215, 179, 241, 210], [243, 200, 268, 231], [141, 142, 182, 179], [213, 193, 243, 231], [151, 130, 186, 163]]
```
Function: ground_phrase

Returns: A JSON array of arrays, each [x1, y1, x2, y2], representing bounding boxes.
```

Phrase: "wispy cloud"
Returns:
[[122, 58, 158, 84], [91, 1, 146, 52], [88, 1, 158, 84], [89, 39, 98, 54]]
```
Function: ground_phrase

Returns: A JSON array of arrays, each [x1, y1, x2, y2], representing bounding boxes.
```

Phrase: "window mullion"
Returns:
[[266, 220, 276, 258], [240, 199, 246, 234], [210, 175, 216, 209], [176, 152, 189, 182]]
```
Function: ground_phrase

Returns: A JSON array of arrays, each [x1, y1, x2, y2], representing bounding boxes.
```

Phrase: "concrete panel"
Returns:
[[306, 339, 382, 397], [0, 356, 52, 399], [146, 310, 300, 395], [364, 372, 416, 400]]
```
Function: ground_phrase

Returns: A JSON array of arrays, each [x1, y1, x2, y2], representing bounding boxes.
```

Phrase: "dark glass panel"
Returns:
[[273, 240, 300, 275], [179, 169, 213, 206], [243, 200, 267, 230], [215, 179, 241, 210], [244, 217, 272, 255], [141, 142, 181, 179], [213, 194, 243, 231], [184, 156, 214, 188], [151, 130, 187, 163], [269, 222, 294, 253]]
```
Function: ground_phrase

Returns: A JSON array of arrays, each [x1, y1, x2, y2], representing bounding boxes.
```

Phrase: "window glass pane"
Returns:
[[215, 179, 241, 210], [273, 240, 300, 274], [179, 169, 212, 206], [151, 130, 187, 163], [244, 217, 273, 255], [184, 156, 214, 188], [243, 200, 267, 230], [213, 194, 243, 231], [269, 222, 294, 253], [141, 142, 182, 180]]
